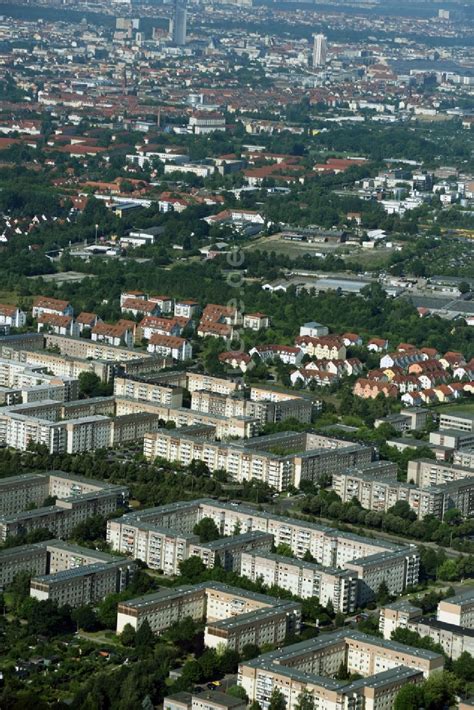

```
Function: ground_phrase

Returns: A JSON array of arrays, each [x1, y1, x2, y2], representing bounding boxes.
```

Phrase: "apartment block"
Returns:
[[108, 500, 419, 599], [379, 600, 422, 640], [122, 399, 258, 441], [43, 333, 154, 364], [113, 376, 183, 408], [238, 631, 443, 710], [186, 372, 242, 396], [8, 348, 115, 382], [116, 582, 301, 652], [408, 458, 474, 487], [438, 590, 474, 628], [190, 387, 313, 425], [0, 541, 49, 588], [164, 691, 245, 710], [0, 472, 128, 541], [429, 429, 474, 450], [0, 473, 50, 515], [345, 548, 420, 604], [189, 531, 274, 572], [240, 551, 358, 613], [143, 429, 372, 491], [413, 618, 474, 660], [439, 412, 474, 433], [380, 599, 474, 660], [30, 559, 135, 607], [0, 357, 78, 402], [333, 464, 474, 520], [0, 538, 132, 592], [454, 449, 474, 469], [0, 395, 166, 454]]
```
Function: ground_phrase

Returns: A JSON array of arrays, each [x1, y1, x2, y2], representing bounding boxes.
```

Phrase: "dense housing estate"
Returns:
[[107, 499, 419, 605], [0, 0, 472, 707], [0, 471, 128, 541]]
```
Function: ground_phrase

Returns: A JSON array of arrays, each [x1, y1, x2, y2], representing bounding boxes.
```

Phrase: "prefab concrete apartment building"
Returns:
[[108, 499, 419, 605]]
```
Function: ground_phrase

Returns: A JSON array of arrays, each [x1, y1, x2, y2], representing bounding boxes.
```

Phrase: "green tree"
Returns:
[[423, 671, 458, 709], [275, 543, 293, 558], [218, 648, 240, 674], [268, 688, 286, 710], [437, 559, 459, 582], [193, 517, 220, 543], [179, 556, 207, 582], [97, 593, 121, 629], [199, 648, 219, 678], [453, 651, 474, 682], [136, 619, 155, 651], [78, 371, 103, 398], [376, 580, 391, 605], [295, 689, 315, 710], [394, 683, 424, 710], [336, 662, 349, 680], [121, 623, 137, 647], [72, 605, 98, 631], [241, 643, 260, 660], [227, 686, 248, 701]]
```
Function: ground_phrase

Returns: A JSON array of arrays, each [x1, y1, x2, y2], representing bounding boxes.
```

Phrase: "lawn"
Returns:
[[434, 401, 474, 415], [244, 233, 394, 269]]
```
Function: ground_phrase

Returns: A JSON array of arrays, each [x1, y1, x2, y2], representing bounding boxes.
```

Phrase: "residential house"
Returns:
[[197, 322, 235, 340], [408, 360, 445, 377], [76, 312, 101, 334], [392, 374, 420, 394], [440, 352, 466, 370], [419, 389, 439, 405], [218, 352, 254, 373], [353, 378, 398, 399], [200, 304, 242, 327], [138, 316, 183, 341], [367, 338, 389, 353], [119, 291, 147, 308], [243, 313, 270, 331], [342, 333, 363, 347], [290, 368, 337, 387], [91, 320, 135, 348], [453, 360, 474, 380], [401, 392, 424, 407], [0, 304, 26, 329], [434, 385, 456, 403], [174, 300, 200, 319], [32, 297, 73, 319], [421, 347, 440, 360], [249, 344, 303, 366], [299, 322, 329, 338], [380, 351, 426, 369], [417, 372, 447, 390], [147, 335, 192, 361], [295, 335, 346, 360], [148, 296, 174, 314], [121, 298, 161, 318], [37, 313, 78, 338]]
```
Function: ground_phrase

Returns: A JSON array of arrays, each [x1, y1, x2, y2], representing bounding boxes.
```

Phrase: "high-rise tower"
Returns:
[[313, 33, 328, 67], [173, 0, 187, 46]]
